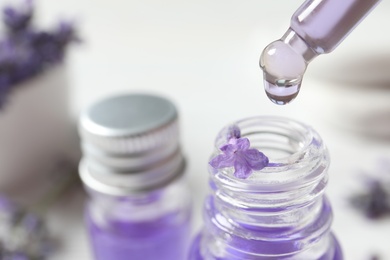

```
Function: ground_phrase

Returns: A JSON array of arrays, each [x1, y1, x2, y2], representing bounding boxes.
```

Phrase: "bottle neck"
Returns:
[[79, 147, 186, 195], [210, 175, 329, 231], [202, 116, 334, 258]]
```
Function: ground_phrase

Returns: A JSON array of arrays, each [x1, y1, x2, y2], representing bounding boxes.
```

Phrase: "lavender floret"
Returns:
[[350, 159, 390, 219], [0, 195, 54, 259], [350, 180, 390, 219], [2, 2, 33, 33], [210, 125, 269, 179], [0, 0, 78, 107]]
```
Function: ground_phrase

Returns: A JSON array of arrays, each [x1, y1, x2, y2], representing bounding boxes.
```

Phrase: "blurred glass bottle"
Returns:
[[78, 94, 192, 260], [188, 116, 343, 259], [260, 0, 381, 104]]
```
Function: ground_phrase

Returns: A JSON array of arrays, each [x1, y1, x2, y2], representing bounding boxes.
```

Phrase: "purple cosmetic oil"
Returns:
[[260, 0, 381, 104], [188, 116, 343, 259], [87, 214, 190, 260], [78, 94, 192, 260], [85, 182, 191, 260]]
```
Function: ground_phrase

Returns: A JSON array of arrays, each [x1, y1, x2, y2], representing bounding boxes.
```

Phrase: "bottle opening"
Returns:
[[212, 116, 328, 191]]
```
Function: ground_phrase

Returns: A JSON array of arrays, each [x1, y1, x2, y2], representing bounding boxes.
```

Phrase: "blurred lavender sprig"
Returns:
[[349, 158, 390, 219], [0, 0, 78, 107], [0, 159, 79, 259], [0, 196, 54, 260], [3, 0, 33, 33]]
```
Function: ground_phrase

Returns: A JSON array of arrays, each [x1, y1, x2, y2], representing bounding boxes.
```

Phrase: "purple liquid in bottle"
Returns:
[[260, 0, 381, 104], [78, 94, 192, 260], [189, 198, 343, 260], [189, 234, 343, 260], [188, 116, 344, 259], [87, 209, 191, 260]]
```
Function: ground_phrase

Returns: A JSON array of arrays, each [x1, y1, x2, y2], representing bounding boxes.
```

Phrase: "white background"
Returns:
[[18, 0, 390, 259]]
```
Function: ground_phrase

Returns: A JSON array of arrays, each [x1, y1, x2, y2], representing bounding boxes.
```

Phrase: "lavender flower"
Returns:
[[350, 179, 390, 219], [2, 1, 33, 33], [0, 195, 54, 259], [350, 158, 390, 219], [0, 0, 78, 107], [209, 125, 269, 179]]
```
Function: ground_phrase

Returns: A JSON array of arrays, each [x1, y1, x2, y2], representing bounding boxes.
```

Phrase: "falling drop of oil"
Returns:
[[260, 40, 307, 105], [263, 78, 302, 105]]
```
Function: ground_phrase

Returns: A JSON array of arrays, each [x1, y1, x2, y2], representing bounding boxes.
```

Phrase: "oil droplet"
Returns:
[[263, 79, 301, 105], [260, 40, 307, 105]]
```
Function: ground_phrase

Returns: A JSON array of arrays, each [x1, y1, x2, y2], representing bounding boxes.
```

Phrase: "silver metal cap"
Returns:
[[79, 94, 178, 154], [78, 93, 184, 195]]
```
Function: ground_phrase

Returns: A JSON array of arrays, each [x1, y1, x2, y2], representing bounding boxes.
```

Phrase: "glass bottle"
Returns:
[[260, 0, 381, 104], [189, 116, 343, 259], [78, 93, 192, 260]]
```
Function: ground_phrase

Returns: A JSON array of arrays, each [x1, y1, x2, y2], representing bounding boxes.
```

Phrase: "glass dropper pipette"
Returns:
[[260, 0, 382, 105]]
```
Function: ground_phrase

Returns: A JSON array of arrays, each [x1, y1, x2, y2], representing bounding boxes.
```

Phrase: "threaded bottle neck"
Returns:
[[204, 116, 334, 258], [78, 94, 185, 195]]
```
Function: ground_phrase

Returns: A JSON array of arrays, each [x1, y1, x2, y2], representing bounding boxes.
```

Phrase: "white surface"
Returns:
[[30, 0, 390, 259]]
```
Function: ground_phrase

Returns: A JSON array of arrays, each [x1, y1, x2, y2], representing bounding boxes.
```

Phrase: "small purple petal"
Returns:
[[242, 149, 269, 170], [227, 138, 238, 145], [2, 4, 33, 32], [55, 21, 80, 43], [209, 153, 235, 169], [233, 156, 252, 179], [226, 125, 241, 140], [235, 138, 250, 150], [220, 143, 236, 154]]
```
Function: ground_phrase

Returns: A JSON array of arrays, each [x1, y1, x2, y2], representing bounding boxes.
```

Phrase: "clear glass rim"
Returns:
[[211, 115, 329, 192]]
